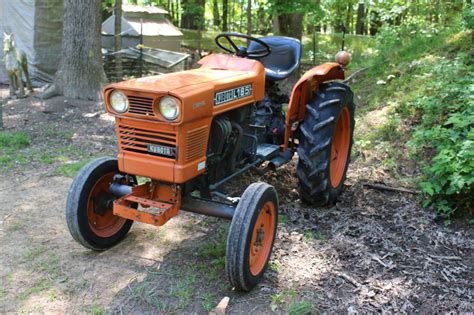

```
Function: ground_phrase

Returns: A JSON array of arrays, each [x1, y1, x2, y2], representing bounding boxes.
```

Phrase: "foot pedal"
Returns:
[[256, 143, 279, 159], [113, 182, 180, 226]]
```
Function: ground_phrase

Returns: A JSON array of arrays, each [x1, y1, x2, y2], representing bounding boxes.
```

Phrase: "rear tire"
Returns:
[[296, 82, 355, 206], [66, 157, 134, 251], [226, 182, 278, 291]]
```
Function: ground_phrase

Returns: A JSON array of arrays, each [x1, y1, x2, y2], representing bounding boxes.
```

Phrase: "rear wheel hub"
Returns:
[[329, 107, 351, 188]]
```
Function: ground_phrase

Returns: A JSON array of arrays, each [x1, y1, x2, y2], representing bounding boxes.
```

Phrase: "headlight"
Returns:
[[159, 96, 180, 120], [109, 90, 129, 113]]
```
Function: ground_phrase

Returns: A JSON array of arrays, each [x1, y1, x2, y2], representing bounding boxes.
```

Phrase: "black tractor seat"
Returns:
[[248, 36, 302, 81]]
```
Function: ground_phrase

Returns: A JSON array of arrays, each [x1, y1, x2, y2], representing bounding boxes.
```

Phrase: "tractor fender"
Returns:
[[283, 63, 345, 149]]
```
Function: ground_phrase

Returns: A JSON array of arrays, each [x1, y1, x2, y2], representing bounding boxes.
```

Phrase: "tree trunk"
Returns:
[[230, 0, 234, 31], [50, 0, 106, 100], [345, 2, 352, 34], [114, 0, 123, 81], [355, 2, 365, 35], [213, 0, 220, 27], [180, 0, 191, 29], [272, 14, 280, 34], [222, 0, 228, 31], [278, 13, 304, 41], [246, 0, 252, 35], [181, 0, 204, 30]]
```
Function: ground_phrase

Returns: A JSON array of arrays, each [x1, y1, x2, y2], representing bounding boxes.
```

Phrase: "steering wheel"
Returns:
[[215, 32, 271, 58]]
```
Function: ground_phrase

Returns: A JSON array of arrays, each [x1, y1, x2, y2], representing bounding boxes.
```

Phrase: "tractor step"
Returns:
[[256, 143, 279, 159], [113, 182, 180, 226]]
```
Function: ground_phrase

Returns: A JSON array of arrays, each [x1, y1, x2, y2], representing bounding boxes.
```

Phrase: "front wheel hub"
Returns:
[[249, 201, 276, 276]]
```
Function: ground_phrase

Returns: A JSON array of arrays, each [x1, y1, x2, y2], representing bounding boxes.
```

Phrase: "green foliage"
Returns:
[[288, 299, 317, 315], [406, 56, 473, 218], [360, 11, 473, 218], [462, 4, 474, 30]]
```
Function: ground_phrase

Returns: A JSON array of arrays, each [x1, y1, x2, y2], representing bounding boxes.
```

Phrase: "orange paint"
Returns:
[[87, 172, 128, 237], [113, 182, 181, 226], [329, 107, 351, 187], [249, 201, 276, 276], [284, 63, 345, 149], [103, 55, 346, 228], [103, 54, 265, 184]]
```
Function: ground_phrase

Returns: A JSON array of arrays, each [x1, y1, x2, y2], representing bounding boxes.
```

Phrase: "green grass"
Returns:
[[201, 292, 216, 311], [0, 131, 29, 149], [18, 278, 53, 300], [89, 303, 106, 315], [303, 231, 314, 242], [41, 123, 74, 140], [0, 287, 7, 299], [288, 299, 318, 315], [270, 290, 318, 314], [303, 231, 328, 242], [39, 151, 55, 164], [0, 129, 86, 170], [268, 261, 282, 272], [7, 221, 23, 232], [279, 214, 288, 224], [56, 159, 90, 177], [270, 289, 297, 312], [0, 131, 29, 168]]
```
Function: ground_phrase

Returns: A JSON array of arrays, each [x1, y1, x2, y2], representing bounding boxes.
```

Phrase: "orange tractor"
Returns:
[[66, 33, 355, 291]]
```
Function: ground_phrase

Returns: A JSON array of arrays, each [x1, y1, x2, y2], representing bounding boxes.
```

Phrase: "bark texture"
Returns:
[[246, 0, 252, 35], [356, 2, 365, 35], [278, 13, 304, 41], [53, 0, 106, 100], [222, 0, 229, 31], [114, 0, 123, 80], [213, 0, 220, 27]]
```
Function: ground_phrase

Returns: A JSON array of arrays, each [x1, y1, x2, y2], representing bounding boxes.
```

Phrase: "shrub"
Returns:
[[407, 56, 473, 218]]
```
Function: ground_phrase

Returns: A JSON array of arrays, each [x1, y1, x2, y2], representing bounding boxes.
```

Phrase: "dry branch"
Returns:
[[339, 273, 362, 287], [363, 183, 419, 194]]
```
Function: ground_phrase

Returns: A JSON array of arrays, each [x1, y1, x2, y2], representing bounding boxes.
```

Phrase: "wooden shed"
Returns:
[[102, 5, 183, 52]]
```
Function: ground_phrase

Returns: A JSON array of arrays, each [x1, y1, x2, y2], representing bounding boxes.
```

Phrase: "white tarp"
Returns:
[[0, 0, 63, 86]]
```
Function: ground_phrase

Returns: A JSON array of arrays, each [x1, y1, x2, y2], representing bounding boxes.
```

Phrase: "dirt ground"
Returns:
[[0, 86, 473, 314]]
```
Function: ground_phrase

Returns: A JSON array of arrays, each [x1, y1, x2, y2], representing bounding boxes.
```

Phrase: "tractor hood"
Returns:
[[107, 54, 265, 97], [110, 68, 253, 94], [104, 54, 266, 122]]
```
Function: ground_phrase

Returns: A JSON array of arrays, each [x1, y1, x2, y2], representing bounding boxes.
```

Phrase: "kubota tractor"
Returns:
[[66, 33, 355, 291]]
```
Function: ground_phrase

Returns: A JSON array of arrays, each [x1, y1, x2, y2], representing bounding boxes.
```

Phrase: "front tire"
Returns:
[[226, 183, 278, 291], [296, 82, 355, 206], [66, 157, 134, 251]]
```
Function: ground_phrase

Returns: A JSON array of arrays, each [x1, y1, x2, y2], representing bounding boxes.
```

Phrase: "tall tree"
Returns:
[[222, 0, 229, 31], [181, 0, 204, 30], [213, 0, 221, 27], [42, 0, 106, 100], [246, 0, 252, 35], [114, 0, 123, 80], [355, 2, 365, 34], [271, 0, 311, 41], [278, 13, 304, 40]]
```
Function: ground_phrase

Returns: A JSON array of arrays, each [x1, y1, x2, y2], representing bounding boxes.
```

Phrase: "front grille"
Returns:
[[118, 124, 177, 159], [128, 96, 155, 117], [186, 126, 208, 162]]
